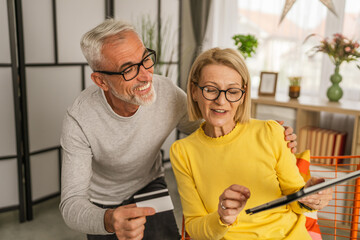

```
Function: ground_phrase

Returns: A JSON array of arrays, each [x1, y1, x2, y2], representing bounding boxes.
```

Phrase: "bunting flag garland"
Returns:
[[319, 0, 338, 16], [279, 0, 296, 25], [279, 0, 338, 25]]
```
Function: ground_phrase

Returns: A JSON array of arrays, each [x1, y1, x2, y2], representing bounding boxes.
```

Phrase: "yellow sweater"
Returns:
[[170, 119, 311, 240]]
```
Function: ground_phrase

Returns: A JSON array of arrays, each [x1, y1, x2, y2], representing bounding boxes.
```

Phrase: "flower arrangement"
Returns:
[[232, 34, 258, 59], [305, 33, 360, 69], [305, 33, 360, 101]]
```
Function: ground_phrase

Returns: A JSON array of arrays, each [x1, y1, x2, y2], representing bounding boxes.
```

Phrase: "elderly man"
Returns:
[[60, 19, 297, 240]]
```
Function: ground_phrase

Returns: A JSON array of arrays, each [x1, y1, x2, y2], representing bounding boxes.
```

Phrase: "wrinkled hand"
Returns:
[[104, 204, 155, 240], [218, 185, 250, 225], [298, 177, 333, 210], [277, 120, 297, 153]]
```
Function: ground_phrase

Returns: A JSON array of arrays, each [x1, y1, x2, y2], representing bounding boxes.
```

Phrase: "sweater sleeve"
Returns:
[[265, 120, 307, 214], [59, 111, 109, 235], [170, 141, 229, 240]]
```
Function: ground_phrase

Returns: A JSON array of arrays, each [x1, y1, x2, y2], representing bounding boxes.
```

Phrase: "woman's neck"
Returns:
[[203, 121, 236, 138]]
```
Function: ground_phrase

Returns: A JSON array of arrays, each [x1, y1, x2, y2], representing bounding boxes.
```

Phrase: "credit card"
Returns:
[[134, 189, 174, 213]]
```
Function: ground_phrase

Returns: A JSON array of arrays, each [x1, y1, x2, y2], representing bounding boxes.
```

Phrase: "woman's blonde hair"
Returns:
[[187, 48, 251, 123]]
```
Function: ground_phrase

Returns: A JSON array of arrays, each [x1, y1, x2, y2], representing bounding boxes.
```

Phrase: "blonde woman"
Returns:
[[170, 48, 332, 240]]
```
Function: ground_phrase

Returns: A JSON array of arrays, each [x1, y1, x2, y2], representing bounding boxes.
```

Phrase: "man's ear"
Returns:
[[91, 72, 109, 91]]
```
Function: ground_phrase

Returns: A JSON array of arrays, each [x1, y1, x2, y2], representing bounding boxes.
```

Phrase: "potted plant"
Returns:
[[232, 34, 258, 59], [305, 33, 360, 101], [288, 76, 302, 99]]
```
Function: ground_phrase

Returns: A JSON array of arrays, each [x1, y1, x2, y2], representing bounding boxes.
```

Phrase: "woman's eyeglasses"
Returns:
[[193, 82, 245, 102]]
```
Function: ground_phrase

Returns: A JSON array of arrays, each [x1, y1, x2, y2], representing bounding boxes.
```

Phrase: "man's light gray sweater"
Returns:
[[60, 75, 199, 234]]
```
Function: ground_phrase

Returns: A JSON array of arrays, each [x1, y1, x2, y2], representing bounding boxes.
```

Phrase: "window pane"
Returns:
[[237, 0, 326, 95], [341, 0, 360, 101]]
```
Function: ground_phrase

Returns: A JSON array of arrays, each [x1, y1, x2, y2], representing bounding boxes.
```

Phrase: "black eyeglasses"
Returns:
[[94, 48, 156, 81], [193, 82, 245, 102]]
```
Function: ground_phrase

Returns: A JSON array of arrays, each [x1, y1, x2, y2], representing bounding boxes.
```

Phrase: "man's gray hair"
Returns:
[[80, 18, 140, 70]]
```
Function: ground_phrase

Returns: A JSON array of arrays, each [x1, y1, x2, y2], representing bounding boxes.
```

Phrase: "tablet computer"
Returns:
[[245, 170, 360, 215]]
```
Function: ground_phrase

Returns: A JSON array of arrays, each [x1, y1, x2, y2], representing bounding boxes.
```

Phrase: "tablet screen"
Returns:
[[246, 170, 360, 215]]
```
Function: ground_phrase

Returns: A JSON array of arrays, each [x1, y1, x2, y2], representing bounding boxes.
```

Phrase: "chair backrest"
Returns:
[[181, 215, 191, 240], [310, 155, 360, 240]]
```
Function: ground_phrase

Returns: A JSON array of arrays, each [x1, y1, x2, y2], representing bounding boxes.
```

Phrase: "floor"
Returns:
[[0, 162, 352, 240]]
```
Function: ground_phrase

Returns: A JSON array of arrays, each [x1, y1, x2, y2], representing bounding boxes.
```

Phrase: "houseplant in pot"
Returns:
[[288, 76, 301, 99]]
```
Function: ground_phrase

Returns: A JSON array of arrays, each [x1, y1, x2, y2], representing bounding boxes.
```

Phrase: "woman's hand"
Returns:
[[218, 185, 251, 225], [298, 177, 333, 210]]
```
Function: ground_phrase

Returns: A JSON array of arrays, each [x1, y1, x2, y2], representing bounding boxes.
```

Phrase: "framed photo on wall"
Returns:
[[258, 72, 278, 96]]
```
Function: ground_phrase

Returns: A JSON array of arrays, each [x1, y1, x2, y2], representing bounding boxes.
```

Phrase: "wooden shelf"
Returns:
[[251, 92, 360, 156]]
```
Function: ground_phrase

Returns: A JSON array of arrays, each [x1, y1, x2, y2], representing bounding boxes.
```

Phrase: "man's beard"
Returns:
[[108, 81, 156, 106]]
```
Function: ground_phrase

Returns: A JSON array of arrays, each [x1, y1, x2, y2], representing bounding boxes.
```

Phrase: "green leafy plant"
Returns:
[[137, 15, 175, 76], [139, 15, 157, 51], [288, 76, 301, 86], [232, 34, 258, 59], [305, 33, 360, 69]]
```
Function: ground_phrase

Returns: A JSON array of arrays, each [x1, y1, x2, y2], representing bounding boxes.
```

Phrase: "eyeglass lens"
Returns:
[[123, 52, 156, 81]]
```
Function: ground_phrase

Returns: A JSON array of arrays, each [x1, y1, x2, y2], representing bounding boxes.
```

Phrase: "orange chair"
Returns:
[[310, 155, 360, 240], [181, 215, 191, 240]]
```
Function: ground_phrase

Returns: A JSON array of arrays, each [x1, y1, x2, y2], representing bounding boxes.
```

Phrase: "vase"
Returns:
[[327, 65, 343, 102]]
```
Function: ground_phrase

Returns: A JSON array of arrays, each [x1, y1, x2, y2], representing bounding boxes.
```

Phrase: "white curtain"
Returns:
[[202, 0, 239, 50], [319, 0, 345, 99]]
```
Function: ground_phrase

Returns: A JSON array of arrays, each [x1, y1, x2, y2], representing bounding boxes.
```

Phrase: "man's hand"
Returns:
[[299, 177, 333, 210], [104, 204, 155, 240], [218, 185, 250, 225], [277, 120, 297, 153]]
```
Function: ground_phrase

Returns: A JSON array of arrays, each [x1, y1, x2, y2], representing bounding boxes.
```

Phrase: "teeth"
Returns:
[[214, 109, 225, 113], [137, 82, 150, 91]]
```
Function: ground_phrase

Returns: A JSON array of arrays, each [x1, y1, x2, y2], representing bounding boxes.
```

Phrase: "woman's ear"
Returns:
[[191, 82, 198, 102], [91, 72, 109, 91], [239, 84, 247, 104], [239, 91, 246, 104]]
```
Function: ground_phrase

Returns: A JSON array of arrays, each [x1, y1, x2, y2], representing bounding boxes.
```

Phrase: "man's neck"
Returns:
[[104, 91, 139, 117]]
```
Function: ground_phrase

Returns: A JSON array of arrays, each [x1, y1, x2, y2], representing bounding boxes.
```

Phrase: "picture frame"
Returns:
[[258, 72, 278, 96]]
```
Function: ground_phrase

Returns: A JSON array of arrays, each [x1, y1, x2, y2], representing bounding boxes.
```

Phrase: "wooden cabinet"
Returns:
[[251, 93, 360, 156]]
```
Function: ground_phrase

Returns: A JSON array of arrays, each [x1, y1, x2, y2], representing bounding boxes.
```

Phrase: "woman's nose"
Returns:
[[214, 91, 227, 104]]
